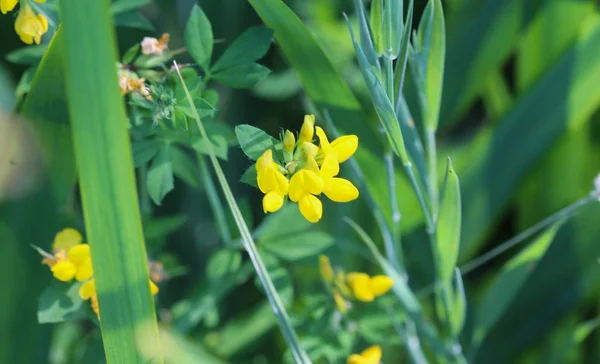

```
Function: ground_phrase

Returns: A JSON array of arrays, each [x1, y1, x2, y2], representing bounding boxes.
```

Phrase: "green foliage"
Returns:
[[184, 5, 213, 70], [38, 283, 88, 324], [436, 158, 461, 284]]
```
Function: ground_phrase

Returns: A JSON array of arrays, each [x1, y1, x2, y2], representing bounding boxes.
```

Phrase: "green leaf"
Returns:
[[473, 221, 563, 347], [143, 215, 188, 241], [212, 63, 271, 89], [146, 144, 174, 205], [5, 45, 47, 65], [370, 0, 384, 55], [113, 11, 154, 31], [417, 0, 445, 130], [253, 257, 294, 305], [436, 158, 461, 284], [240, 165, 258, 187], [110, 0, 151, 14], [251, 69, 301, 100], [261, 231, 334, 261], [185, 5, 213, 70], [352, 0, 379, 68], [189, 134, 229, 160], [206, 248, 242, 280], [235, 124, 280, 161], [448, 269, 466, 337], [59, 0, 161, 361], [171, 146, 201, 188], [38, 283, 86, 324], [132, 139, 160, 167], [345, 16, 408, 162], [122, 43, 140, 65], [212, 26, 274, 72]]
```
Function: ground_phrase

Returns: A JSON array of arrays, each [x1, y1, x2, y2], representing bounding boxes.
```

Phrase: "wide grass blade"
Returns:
[[59, 0, 161, 361]]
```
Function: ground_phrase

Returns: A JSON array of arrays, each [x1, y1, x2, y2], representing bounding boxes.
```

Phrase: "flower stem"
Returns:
[[197, 154, 232, 245]]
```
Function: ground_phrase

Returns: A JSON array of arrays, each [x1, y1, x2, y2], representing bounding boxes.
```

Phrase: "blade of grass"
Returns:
[[59, 0, 162, 362], [173, 62, 310, 364], [197, 154, 232, 245]]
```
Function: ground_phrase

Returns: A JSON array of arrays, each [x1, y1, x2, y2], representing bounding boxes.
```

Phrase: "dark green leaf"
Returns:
[[121, 43, 140, 65], [184, 5, 213, 70], [235, 124, 279, 161], [261, 231, 334, 261], [113, 11, 154, 31], [171, 146, 201, 188], [251, 70, 301, 100], [240, 165, 257, 187], [206, 248, 242, 280], [212, 63, 271, 89], [132, 139, 160, 167], [5, 45, 47, 65], [146, 144, 174, 205], [449, 269, 466, 337], [212, 27, 274, 72], [189, 134, 229, 160], [110, 0, 151, 14]]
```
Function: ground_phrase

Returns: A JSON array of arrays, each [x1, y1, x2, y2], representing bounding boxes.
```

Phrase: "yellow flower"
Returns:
[[315, 126, 358, 165], [333, 290, 349, 313], [283, 130, 295, 152], [68, 244, 94, 282], [346, 272, 394, 302], [347, 345, 382, 364], [319, 255, 334, 283], [298, 114, 315, 144], [79, 278, 159, 319], [51, 260, 77, 282], [1, 0, 17, 14], [256, 149, 289, 213], [53, 228, 83, 251], [14, 4, 48, 45], [289, 156, 324, 222], [320, 153, 359, 203]]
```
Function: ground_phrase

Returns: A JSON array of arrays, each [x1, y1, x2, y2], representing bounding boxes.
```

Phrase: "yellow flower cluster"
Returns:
[[319, 255, 394, 313], [347, 345, 382, 364], [41, 228, 159, 318], [256, 115, 359, 223], [2, 0, 49, 45]]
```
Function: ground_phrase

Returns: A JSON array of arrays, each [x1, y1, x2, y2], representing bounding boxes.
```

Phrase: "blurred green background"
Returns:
[[2, 0, 600, 363]]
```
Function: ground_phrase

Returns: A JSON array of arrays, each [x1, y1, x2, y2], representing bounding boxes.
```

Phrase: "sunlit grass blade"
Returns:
[[437, 158, 461, 284], [173, 63, 310, 364], [59, 0, 161, 361]]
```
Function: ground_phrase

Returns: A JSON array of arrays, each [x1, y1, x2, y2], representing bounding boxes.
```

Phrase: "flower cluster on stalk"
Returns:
[[38, 228, 159, 318], [2, 0, 48, 44], [256, 114, 360, 223]]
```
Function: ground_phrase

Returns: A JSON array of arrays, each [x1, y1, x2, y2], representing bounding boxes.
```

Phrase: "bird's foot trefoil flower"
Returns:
[[347, 345, 382, 364], [253, 114, 359, 223], [13, 2, 48, 44]]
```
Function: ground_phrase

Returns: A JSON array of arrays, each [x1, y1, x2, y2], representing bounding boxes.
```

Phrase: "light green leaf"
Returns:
[[212, 26, 274, 72], [370, 0, 384, 55], [132, 139, 160, 167], [240, 165, 258, 187], [352, 0, 378, 68], [449, 269, 466, 337], [256, 204, 311, 241], [212, 63, 271, 89], [5, 45, 47, 65], [38, 283, 86, 324], [185, 5, 213, 70], [146, 144, 174, 205], [235, 124, 280, 161], [261, 231, 334, 261], [437, 158, 461, 284], [121, 43, 140, 65]]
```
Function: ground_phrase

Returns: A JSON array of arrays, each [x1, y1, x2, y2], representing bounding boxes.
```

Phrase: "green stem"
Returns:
[[384, 147, 402, 259], [403, 162, 434, 231], [425, 126, 438, 222], [197, 154, 232, 244], [386, 306, 428, 364], [460, 193, 597, 274], [174, 63, 310, 364]]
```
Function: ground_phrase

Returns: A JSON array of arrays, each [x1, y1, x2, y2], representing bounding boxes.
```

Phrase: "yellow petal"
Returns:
[[283, 130, 296, 152], [53, 228, 83, 251], [302, 169, 324, 195], [38, 14, 48, 33], [67, 244, 91, 264], [256, 149, 274, 172], [319, 255, 334, 283], [302, 142, 319, 158], [288, 172, 303, 202], [370, 275, 394, 296], [324, 178, 359, 202], [78, 279, 96, 300], [33, 0, 46, 2], [299, 114, 315, 143], [333, 291, 348, 314], [315, 126, 331, 153], [361, 345, 382, 363], [263, 191, 284, 213], [257, 168, 276, 194], [304, 155, 320, 173], [51, 261, 77, 282], [274, 170, 289, 195], [335, 271, 352, 297], [346, 272, 374, 302], [347, 354, 368, 364], [149, 280, 159, 295], [331, 135, 358, 162], [320, 155, 340, 179], [1, 0, 18, 14], [75, 258, 94, 282], [298, 194, 322, 223]]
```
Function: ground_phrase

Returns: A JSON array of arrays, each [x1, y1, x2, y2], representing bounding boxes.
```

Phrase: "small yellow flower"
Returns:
[[298, 114, 315, 144], [347, 345, 382, 364], [283, 130, 295, 152], [53, 228, 83, 251], [333, 290, 349, 313], [256, 149, 289, 213], [14, 4, 48, 45], [68, 244, 94, 282], [346, 272, 394, 302], [320, 153, 359, 203], [0, 0, 17, 14], [79, 278, 159, 319], [289, 156, 324, 222], [141, 33, 170, 55], [51, 260, 77, 282], [319, 255, 334, 283]]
